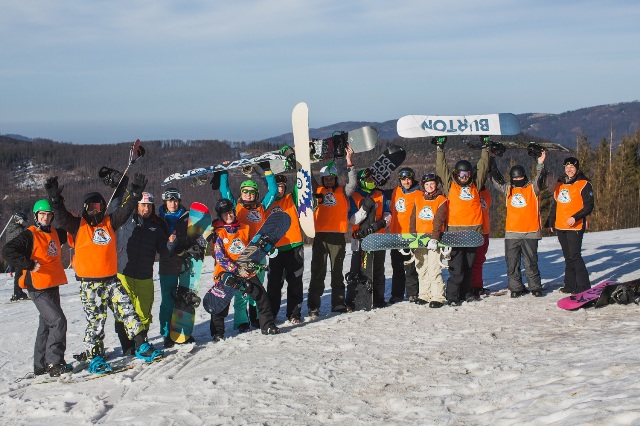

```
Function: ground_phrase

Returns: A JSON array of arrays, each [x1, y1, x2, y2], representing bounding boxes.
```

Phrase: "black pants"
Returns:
[[210, 303, 230, 337], [445, 247, 476, 302], [346, 250, 386, 306], [557, 229, 591, 293], [505, 238, 542, 292], [29, 287, 67, 370], [267, 246, 304, 319], [13, 269, 23, 295], [115, 320, 135, 354]]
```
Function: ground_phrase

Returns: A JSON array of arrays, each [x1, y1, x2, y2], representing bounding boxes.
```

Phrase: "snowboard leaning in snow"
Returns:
[[397, 113, 521, 138], [310, 126, 379, 162], [557, 279, 640, 310], [202, 211, 291, 316], [361, 231, 484, 251], [162, 152, 288, 186], [169, 202, 212, 343], [292, 102, 315, 238], [369, 145, 407, 187]]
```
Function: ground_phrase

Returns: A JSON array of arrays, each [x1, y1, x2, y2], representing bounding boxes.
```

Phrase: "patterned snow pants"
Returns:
[[79, 276, 144, 353]]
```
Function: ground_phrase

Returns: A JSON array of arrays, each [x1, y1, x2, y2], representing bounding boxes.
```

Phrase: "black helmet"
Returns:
[[397, 167, 415, 180], [275, 174, 287, 184], [509, 165, 529, 187], [563, 157, 579, 170], [421, 172, 438, 184], [215, 198, 235, 219], [82, 192, 107, 226], [454, 160, 473, 172]]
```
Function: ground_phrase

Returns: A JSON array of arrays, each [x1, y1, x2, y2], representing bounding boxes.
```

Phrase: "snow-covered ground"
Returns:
[[1, 228, 639, 425]]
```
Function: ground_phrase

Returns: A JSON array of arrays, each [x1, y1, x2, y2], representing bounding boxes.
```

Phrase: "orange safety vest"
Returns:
[[554, 180, 589, 231], [268, 194, 303, 247], [389, 187, 420, 233], [72, 216, 118, 279], [236, 203, 266, 239], [213, 224, 250, 280], [505, 185, 541, 233], [351, 191, 385, 235], [415, 194, 448, 234], [447, 182, 483, 227], [314, 186, 349, 233], [19, 226, 68, 290], [479, 187, 492, 235]]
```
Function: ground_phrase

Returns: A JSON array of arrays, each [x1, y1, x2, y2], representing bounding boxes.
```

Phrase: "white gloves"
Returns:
[[426, 239, 439, 251]]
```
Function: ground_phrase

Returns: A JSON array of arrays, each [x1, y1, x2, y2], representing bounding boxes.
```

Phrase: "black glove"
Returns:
[[371, 219, 387, 232], [44, 176, 63, 203], [430, 136, 447, 146], [359, 196, 376, 213], [210, 171, 221, 191], [258, 161, 271, 172], [128, 173, 147, 198], [353, 225, 374, 240], [184, 243, 205, 261], [489, 142, 506, 157], [98, 166, 123, 188]]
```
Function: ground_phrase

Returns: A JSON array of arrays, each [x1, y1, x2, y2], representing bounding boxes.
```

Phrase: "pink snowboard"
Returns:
[[556, 280, 616, 310]]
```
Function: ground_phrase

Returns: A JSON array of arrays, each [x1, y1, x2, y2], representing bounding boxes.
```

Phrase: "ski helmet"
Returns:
[[563, 157, 579, 170], [240, 179, 259, 191], [162, 187, 181, 201], [509, 165, 528, 187], [32, 200, 52, 214], [454, 160, 473, 173], [319, 162, 338, 178], [215, 198, 235, 219], [397, 167, 415, 180], [82, 192, 107, 226], [275, 174, 287, 184], [421, 172, 438, 184], [357, 169, 375, 190]]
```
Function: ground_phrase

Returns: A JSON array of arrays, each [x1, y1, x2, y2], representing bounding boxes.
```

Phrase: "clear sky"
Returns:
[[1, 0, 639, 144]]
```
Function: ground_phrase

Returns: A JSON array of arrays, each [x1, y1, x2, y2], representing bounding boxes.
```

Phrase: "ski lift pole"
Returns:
[[0, 216, 14, 241], [105, 139, 145, 210]]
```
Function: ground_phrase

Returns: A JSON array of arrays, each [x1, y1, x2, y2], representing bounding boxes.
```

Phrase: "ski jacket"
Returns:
[[479, 187, 492, 235], [389, 183, 421, 233], [414, 192, 448, 240], [157, 206, 190, 276], [314, 186, 349, 233], [268, 193, 303, 250], [5, 221, 27, 243], [2, 226, 68, 290], [116, 212, 173, 280], [212, 221, 250, 283], [547, 172, 593, 231]]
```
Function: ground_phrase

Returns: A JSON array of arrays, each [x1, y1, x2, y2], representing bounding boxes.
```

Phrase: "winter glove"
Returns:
[[430, 136, 447, 147], [44, 176, 64, 203], [98, 166, 123, 188], [426, 239, 439, 251], [489, 142, 506, 157], [210, 171, 221, 191], [128, 173, 147, 198], [352, 226, 374, 240], [258, 161, 271, 172], [371, 219, 387, 233]]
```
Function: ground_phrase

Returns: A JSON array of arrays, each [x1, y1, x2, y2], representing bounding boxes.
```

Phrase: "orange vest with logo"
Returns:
[[351, 191, 385, 234], [213, 224, 250, 280], [72, 216, 118, 279], [505, 185, 541, 233], [314, 186, 349, 233], [19, 226, 68, 290], [389, 187, 419, 233], [236, 203, 266, 239], [447, 182, 483, 227], [479, 187, 492, 234], [415, 195, 447, 234], [269, 194, 303, 247], [554, 180, 588, 230]]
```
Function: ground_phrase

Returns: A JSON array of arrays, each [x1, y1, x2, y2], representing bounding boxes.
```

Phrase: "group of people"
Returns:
[[1, 138, 594, 379]]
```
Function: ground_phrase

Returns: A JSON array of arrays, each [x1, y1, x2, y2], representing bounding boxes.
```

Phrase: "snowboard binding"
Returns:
[[345, 271, 373, 293], [331, 131, 348, 158], [98, 166, 123, 188], [279, 145, 296, 171], [527, 143, 545, 158], [172, 286, 201, 308]]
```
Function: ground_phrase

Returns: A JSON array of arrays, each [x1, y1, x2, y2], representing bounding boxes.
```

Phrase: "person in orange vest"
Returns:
[[346, 169, 392, 310], [492, 152, 548, 297], [266, 174, 306, 323], [307, 148, 356, 317], [208, 198, 279, 339], [388, 167, 421, 304], [435, 137, 489, 305], [469, 173, 492, 299], [219, 162, 277, 332], [2, 200, 70, 377], [546, 157, 594, 294], [44, 174, 163, 374], [413, 172, 448, 308]]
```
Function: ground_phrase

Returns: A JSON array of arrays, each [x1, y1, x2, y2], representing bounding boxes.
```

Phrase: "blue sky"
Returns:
[[1, 0, 639, 144]]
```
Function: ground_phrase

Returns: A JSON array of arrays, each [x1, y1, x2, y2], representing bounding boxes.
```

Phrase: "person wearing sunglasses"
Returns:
[[307, 147, 356, 318], [218, 161, 278, 333], [43, 173, 163, 374], [435, 137, 489, 306], [545, 156, 594, 294], [157, 187, 192, 348], [491, 152, 548, 298], [388, 167, 421, 304]]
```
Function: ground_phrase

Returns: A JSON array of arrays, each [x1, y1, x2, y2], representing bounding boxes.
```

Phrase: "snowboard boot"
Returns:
[[531, 290, 543, 297], [238, 323, 251, 333], [261, 324, 280, 335], [10, 292, 29, 302], [88, 356, 113, 374], [34, 367, 46, 376], [416, 298, 429, 305], [212, 335, 225, 343], [135, 342, 163, 363], [163, 336, 175, 349], [309, 309, 319, 319], [46, 363, 73, 377], [429, 301, 444, 308], [388, 296, 403, 305], [408, 295, 419, 303]]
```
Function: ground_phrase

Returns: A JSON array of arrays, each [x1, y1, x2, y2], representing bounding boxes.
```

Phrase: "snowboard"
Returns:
[[397, 113, 521, 138], [162, 152, 288, 186], [310, 126, 379, 162], [352, 198, 379, 311], [369, 145, 407, 187], [361, 231, 484, 251], [557, 279, 640, 310], [292, 102, 315, 238], [202, 210, 291, 316], [467, 141, 571, 157], [169, 202, 212, 343]]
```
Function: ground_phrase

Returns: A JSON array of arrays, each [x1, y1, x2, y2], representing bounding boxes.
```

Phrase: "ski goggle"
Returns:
[[422, 173, 437, 183], [162, 189, 181, 201], [241, 189, 257, 195], [398, 170, 414, 179], [563, 158, 579, 167], [457, 170, 471, 179], [85, 202, 103, 213]]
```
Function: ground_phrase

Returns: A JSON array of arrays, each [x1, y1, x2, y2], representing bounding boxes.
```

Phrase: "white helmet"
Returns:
[[319, 162, 338, 178]]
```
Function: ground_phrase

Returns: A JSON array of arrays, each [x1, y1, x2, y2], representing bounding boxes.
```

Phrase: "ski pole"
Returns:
[[105, 140, 144, 210]]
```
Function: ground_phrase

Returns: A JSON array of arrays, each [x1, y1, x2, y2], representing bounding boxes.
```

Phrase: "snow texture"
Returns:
[[1, 228, 639, 425]]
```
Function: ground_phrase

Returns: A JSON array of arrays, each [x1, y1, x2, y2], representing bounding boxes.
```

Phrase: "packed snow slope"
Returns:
[[1, 228, 639, 425]]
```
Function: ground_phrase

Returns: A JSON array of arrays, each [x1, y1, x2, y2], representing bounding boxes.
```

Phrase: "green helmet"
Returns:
[[33, 199, 52, 214], [240, 179, 259, 190]]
